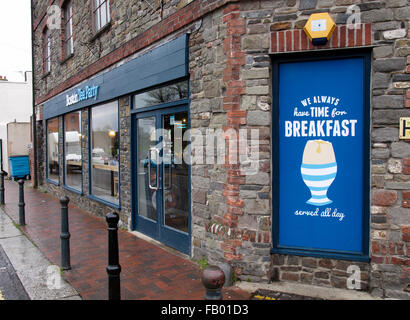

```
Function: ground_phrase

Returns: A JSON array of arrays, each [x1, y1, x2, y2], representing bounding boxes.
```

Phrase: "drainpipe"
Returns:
[[30, 0, 38, 188]]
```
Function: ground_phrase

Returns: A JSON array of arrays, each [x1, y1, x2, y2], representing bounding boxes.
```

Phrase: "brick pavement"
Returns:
[[1, 180, 249, 300]]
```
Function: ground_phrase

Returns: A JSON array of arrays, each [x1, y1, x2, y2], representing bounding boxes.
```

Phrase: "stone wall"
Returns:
[[32, 0, 197, 100], [189, 2, 273, 282], [235, 0, 409, 299], [190, 0, 409, 299]]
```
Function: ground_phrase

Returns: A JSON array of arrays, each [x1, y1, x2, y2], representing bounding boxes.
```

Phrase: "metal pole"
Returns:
[[0, 171, 5, 205], [106, 212, 121, 300], [60, 196, 71, 270], [0, 139, 3, 172], [202, 265, 225, 300], [30, 0, 38, 189], [18, 179, 25, 226]]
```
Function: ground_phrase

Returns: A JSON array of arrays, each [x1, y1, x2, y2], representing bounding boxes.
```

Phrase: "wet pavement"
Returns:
[[0, 210, 81, 300], [0, 244, 30, 300], [0, 180, 249, 300]]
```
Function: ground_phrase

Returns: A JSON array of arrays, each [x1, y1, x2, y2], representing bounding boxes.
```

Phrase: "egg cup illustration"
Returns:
[[300, 140, 337, 206]]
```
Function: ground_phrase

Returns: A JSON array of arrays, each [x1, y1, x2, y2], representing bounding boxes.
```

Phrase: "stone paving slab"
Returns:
[[250, 289, 324, 300], [238, 280, 380, 300]]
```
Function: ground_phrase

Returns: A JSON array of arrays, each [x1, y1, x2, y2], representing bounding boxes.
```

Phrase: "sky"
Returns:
[[0, 0, 32, 82]]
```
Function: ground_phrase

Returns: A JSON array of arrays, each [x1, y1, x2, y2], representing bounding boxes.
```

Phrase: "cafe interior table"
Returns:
[[92, 163, 119, 197]]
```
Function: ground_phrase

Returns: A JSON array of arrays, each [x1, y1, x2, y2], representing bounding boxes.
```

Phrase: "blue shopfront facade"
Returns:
[[43, 34, 189, 119], [42, 34, 192, 255]]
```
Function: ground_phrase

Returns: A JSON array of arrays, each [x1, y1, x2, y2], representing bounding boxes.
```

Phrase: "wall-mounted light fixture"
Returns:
[[304, 12, 336, 46]]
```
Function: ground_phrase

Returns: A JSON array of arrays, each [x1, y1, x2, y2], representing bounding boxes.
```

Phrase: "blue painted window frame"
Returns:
[[271, 48, 371, 262], [131, 78, 189, 113], [45, 117, 60, 186], [62, 110, 83, 195], [88, 99, 121, 210]]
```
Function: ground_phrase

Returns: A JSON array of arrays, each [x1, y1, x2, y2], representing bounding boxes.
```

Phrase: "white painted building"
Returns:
[[0, 71, 32, 174]]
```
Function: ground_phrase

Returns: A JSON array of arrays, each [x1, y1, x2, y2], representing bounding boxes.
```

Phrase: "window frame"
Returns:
[[270, 49, 371, 262], [62, 110, 83, 194], [62, 0, 74, 59], [92, 0, 111, 34], [46, 117, 60, 185], [132, 79, 189, 111], [88, 100, 121, 209], [42, 27, 51, 74]]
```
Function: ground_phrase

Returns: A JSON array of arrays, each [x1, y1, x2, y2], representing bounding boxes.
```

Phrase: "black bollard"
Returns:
[[202, 265, 225, 300], [106, 212, 121, 300], [0, 171, 5, 205], [18, 179, 25, 226], [60, 196, 71, 270]]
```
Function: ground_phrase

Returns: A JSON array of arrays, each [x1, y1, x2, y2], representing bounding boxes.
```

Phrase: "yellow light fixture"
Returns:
[[304, 12, 336, 46], [108, 130, 116, 138]]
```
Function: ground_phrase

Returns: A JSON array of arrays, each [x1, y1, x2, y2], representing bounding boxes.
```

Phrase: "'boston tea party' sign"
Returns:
[[66, 85, 99, 107], [274, 55, 369, 258]]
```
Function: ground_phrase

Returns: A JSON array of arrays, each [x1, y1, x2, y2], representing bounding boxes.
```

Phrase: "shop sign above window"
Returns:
[[66, 85, 99, 107]]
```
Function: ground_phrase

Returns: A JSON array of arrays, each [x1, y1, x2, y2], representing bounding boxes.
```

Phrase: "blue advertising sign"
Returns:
[[274, 54, 370, 259]]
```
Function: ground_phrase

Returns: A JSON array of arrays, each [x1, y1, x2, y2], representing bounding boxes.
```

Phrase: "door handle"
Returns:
[[148, 148, 158, 190], [164, 150, 172, 191]]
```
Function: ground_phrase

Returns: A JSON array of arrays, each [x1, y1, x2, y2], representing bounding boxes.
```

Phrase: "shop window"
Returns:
[[133, 80, 188, 109], [64, 111, 82, 191], [90, 101, 119, 205], [93, 0, 110, 32], [43, 27, 51, 73], [63, 0, 73, 57], [47, 118, 59, 183]]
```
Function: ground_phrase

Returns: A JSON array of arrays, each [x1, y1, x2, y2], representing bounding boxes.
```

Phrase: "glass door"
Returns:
[[133, 106, 190, 254], [135, 115, 158, 239]]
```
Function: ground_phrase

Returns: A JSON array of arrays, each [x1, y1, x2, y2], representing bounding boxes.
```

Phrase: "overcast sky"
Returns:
[[0, 0, 32, 82]]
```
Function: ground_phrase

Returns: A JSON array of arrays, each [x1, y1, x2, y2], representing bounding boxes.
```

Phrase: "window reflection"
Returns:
[[137, 117, 157, 221], [133, 80, 188, 109], [64, 111, 82, 190], [47, 118, 59, 182], [91, 101, 119, 204], [163, 112, 189, 233]]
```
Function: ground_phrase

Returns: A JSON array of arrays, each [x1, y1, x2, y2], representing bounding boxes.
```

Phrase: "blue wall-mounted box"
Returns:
[[9, 155, 30, 179]]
